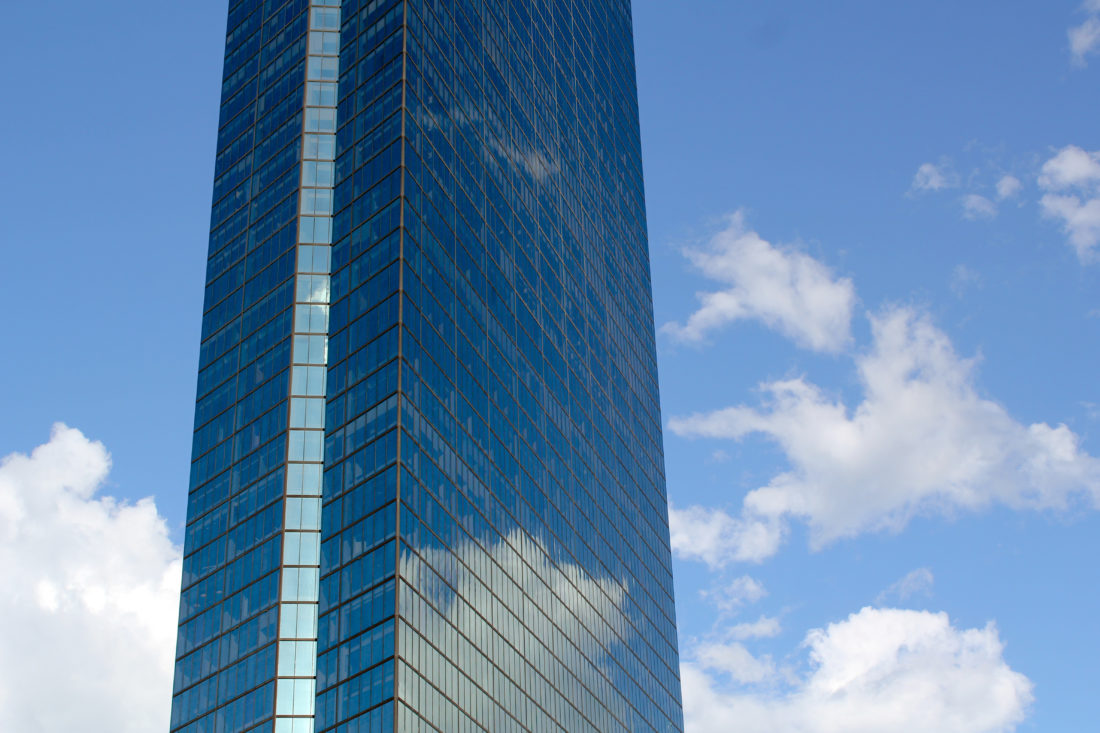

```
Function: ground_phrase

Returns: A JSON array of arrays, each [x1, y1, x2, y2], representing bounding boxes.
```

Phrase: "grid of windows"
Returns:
[[172, 1, 337, 731], [325, 0, 683, 730], [313, 0, 405, 728], [175, 0, 681, 731]]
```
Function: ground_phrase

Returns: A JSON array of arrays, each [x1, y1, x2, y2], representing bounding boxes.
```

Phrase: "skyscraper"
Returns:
[[171, 0, 683, 730]]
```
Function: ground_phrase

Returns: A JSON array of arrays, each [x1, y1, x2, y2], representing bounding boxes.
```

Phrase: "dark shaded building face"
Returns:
[[171, 0, 683, 731]]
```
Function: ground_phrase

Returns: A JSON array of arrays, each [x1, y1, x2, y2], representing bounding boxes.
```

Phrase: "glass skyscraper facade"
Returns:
[[171, 0, 682, 731]]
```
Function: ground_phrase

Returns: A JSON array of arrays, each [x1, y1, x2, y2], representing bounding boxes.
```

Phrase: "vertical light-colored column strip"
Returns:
[[275, 1, 339, 731]]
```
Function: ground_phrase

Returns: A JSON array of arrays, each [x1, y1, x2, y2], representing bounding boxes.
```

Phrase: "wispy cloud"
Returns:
[[911, 161, 958, 193], [876, 567, 935, 604], [962, 193, 997, 220], [950, 264, 983, 298], [662, 212, 855, 352], [709, 449, 731, 464], [726, 615, 782, 640], [683, 607, 1033, 733], [701, 574, 768, 612], [911, 156, 1027, 221], [996, 174, 1023, 200], [1069, 1, 1100, 66], [0, 425, 181, 732]]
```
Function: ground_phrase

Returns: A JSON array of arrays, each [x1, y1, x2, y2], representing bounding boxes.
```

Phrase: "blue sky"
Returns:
[[1, 1, 1099, 730]]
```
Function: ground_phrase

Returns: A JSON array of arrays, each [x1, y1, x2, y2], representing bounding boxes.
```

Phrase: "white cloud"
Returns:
[[727, 615, 782, 641], [668, 503, 784, 566], [995, 175, 1022, 200], [701, 575, 768, 612], [683, 607, 1033, 733], [1039, 145, 1100, 189], [687, 615, 784, 688], [877, 567, 935, 604], [1040, 195, 1100, 260], [670, 306, 1100, 560], [1069, 0, 1100, 66], [693, 639, 777, 685], [911, 162, 957, 193], [1069, 18, 1100, 65], [0, 424, 181, 732], [962, 193, 997, 220], [661, 212, 855, 352], [1039, 145, 1100, 260]]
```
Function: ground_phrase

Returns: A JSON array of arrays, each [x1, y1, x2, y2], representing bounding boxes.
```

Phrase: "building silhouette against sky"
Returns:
[[170, 0, 683, 730]]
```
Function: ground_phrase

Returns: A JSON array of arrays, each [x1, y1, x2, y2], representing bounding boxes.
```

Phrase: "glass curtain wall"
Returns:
[[172, 0, 682, 731], [389, 0, 683, 730], [171, 1, 340, 731], [322, 0, 683, 731]]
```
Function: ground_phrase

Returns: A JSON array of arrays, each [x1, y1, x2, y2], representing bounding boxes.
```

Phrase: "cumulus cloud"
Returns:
[[668, 503, 784, 566], [910, 162, 958, 193], [692, 639, 777, 685], [995, 175, 1022, 200], [683, 607, 1033, 733], [661, 212, 855, 352], [670, 306, 1100, 560], [0, 424, 181, 732], [962, 193, 997, 220], [1039, 145, 1100, 260], [1069, 1, 1100, 66]]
